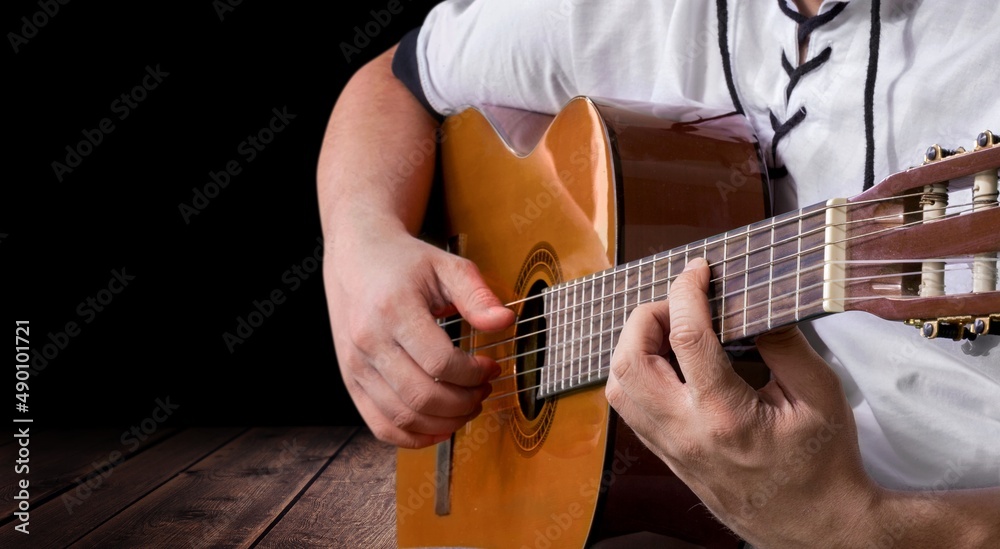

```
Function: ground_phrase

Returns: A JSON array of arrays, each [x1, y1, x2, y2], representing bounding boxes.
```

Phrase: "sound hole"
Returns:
[[516, 280, 548, 420]]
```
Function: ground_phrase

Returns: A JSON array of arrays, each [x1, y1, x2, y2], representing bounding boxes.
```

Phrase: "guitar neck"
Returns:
[[538, 201, 833, 398]]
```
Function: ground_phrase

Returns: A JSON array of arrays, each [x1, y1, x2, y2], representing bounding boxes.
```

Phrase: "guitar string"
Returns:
[[437, 190, 930, 331], [440, 196, 971, 345], [484, 262, 974, 387], [450, 201, 981, 353], [484, 259, 975, 377], [481, 283, 986, 404]]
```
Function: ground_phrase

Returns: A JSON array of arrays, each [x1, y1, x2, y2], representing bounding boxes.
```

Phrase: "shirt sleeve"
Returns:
[[394, 0, 734, 118], [392, 27, 441, 121]]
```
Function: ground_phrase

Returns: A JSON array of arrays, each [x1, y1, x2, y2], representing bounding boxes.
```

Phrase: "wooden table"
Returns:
[[0, 427, 397, 548]]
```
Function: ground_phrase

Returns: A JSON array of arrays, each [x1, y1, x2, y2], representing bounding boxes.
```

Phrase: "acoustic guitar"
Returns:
[[396, 97, 1000, 548]]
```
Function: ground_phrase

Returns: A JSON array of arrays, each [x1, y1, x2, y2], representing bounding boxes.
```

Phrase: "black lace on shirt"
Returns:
[[767, 0, 848, 180]]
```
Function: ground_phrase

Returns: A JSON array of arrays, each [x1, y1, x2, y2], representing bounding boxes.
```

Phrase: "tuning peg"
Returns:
[[924, 144, 967, 164], [976, 130, 998, 150], [922, 320, 969, 341], [973, 316, 1000, 337]]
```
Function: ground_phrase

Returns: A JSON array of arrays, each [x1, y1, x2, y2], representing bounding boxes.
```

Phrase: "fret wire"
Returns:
[[743, 230, 750, 338], [795, 210, 802, 321], [667, 250, 673, 296], [768, 217, 775, 330], [636, 256, 645, 325], [553, 284, 566, 389], [610, 268, 616, 370], [563, 281, 570, 390], [571, 277, 578, 389], [621, 263, 628, 348], [576, 276, 584, 387], [721, 232, 728, 343], [544, 292, 555, 394], [599, 269, 606, 385], [585, 275, 592, 386]]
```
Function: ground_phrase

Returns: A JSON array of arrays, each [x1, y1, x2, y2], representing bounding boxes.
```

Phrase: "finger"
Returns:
[[668, 258, 753, 399], [394, 303, 500, 387], [608, 303, 684, 420], [435, 256, 516, 332], [340, 368, 453, 449], [755, 327, 841, 404], [354, 364, 482, 438], [606, 371, 683, 465], [374, 344, 493, 417]]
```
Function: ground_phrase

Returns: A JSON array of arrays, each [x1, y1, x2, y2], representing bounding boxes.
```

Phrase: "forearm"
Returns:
[[866, 487, 1000, 547], [317, 44, 440, 241]]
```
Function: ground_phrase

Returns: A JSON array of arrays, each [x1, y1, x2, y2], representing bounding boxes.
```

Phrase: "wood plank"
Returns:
[[0, 427, 244, 547], [69, 426, 355, 549], [0, 427, 176, 520], [256, 429, 397, 548]]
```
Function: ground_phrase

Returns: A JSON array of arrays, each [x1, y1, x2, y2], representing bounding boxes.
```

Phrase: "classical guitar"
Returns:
[[396, 97, 1000, 548]]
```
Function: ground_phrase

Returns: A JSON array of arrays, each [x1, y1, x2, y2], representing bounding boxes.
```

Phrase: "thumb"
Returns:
[[755, 327, 841, 402], [436, 256, 515, 332]]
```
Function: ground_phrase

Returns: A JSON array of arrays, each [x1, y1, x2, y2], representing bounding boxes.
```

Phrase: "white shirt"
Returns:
[[409, 0, 1000, 490]]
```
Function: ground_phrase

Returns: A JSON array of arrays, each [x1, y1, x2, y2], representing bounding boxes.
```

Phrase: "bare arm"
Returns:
[[318, 46, 515, 448], [318, 45, 435, 242]]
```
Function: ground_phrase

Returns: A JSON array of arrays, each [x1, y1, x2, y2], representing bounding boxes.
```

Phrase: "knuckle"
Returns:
[[346, 318, 378, 352], [369, 422, 398, 444], [422, 348, 455, 380], [674, 440, 706, 464], [605, 383, 625, 408], [610, 351, 634, 381], [465, 285, 497, 310], [400, 384, 434, 413], [668, 323, 711, 356], [391, 407, 419, 430]]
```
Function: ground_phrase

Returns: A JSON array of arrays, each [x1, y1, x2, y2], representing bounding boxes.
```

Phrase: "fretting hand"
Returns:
[[606, 258, 881, 547]]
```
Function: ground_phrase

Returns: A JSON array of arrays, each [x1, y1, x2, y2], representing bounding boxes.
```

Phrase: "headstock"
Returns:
[[838, 131, 999, 341]]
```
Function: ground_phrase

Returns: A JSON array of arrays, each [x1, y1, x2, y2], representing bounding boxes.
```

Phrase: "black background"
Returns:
[[7, 0, 441, 427]]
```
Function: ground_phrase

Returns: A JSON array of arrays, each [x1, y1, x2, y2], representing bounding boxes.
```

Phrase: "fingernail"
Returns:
[[488, 305, 510, 317], [431, 434, 451, 445], [487, 365, 501, 381], [683, 257, 706, 272]]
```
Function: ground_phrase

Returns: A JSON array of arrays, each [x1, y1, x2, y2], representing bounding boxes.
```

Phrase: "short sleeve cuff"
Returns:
[[392, 27, 444, 122]]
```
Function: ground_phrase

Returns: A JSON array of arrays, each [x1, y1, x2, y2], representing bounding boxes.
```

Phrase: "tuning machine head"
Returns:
[[976, 130, 998, 151], [908, 315, 1000, 341]]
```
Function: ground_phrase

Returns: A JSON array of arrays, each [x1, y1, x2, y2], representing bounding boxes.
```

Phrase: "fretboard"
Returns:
[[538, 202, 831, 398]]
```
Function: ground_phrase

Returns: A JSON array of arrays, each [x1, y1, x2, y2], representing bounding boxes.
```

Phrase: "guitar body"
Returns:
[[398, 97, 769, 548]]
